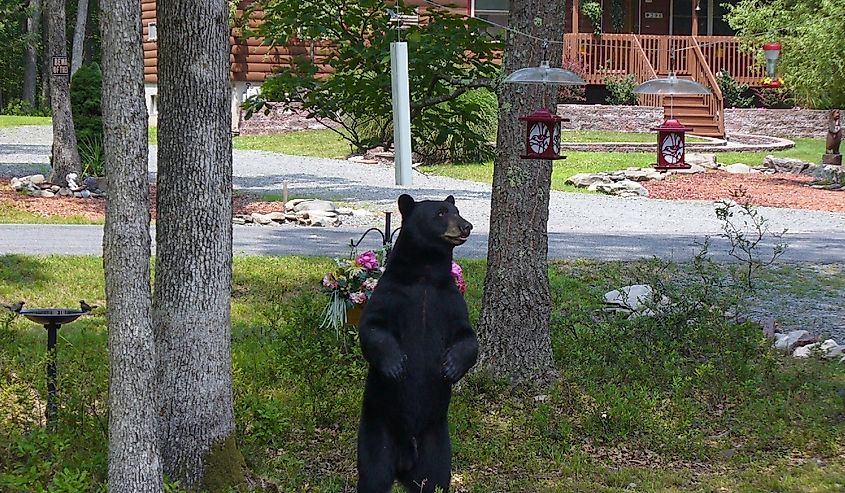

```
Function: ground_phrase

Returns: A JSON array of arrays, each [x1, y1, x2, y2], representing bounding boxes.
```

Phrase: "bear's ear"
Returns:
[[445, 195, 455, 205], [398, 194, 415, 216]]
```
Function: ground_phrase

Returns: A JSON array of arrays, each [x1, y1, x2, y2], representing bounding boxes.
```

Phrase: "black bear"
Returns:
[[357, 194, 478, 493]]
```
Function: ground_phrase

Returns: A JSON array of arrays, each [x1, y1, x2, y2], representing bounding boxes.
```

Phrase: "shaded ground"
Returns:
[[643, 170, 845, 213]]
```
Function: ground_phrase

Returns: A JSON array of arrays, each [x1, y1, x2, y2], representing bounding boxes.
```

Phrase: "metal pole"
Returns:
[[384, 212, 392, 247], [45, 323, 59, 425], [390, 41, 413, 187]]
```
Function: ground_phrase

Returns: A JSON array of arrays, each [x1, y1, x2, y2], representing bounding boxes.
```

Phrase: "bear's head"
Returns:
[[397, 194, 473, 251]]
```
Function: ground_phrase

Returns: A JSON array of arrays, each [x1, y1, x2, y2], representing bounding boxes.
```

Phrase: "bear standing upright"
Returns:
[[356, 194, 478, 493]]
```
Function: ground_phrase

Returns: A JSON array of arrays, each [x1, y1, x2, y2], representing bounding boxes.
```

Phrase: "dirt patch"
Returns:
[[643, 171, 845, 213], [0, 178, 287, 221]]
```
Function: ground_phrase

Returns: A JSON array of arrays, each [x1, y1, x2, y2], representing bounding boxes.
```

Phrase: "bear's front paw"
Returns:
[[442, 348, 465, 383], [380, 353, 407, 381]]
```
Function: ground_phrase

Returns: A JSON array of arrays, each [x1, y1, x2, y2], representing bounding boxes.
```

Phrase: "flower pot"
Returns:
[[346, 303, 366, 327]]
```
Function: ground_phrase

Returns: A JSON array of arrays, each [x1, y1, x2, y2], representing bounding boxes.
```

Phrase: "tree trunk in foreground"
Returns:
[[475, 0, 564, 385], [45, 0, 81, 186], [101, 0, 163, 489], [154, 0, 243, 489], [23, 0, 41, 108], [71, 0, 89, 77]]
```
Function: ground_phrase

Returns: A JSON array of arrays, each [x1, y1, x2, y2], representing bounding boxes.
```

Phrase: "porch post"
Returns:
[[571, 0, 580, 59], [691, 0, 699, 36]]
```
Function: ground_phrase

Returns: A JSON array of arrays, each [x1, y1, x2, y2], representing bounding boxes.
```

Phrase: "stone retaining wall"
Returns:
[[557, 104, 664, 133], [724, 108, 830, 138]]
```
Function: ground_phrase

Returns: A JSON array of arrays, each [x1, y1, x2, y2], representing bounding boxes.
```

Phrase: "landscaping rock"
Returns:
[[29, 174, 46, 185], [604, 284, 666, 312], [763, 156, 809, 174], [293, 199, 337, 213], [793, 339, 839, 359], [589, 180, 649, 197], [251, 212, 273, 225], [672, 163, 707, 174], [685, 153, 718, 169], [566, 173, 610, 188], [232, 216, 246, 225], [774, 330, 816, 352], [723, 163, 754, 174], [266, 211, 286, 222]]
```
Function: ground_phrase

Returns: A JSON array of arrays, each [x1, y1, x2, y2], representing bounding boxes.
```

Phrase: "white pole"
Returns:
[[390, 41, 413, 186]]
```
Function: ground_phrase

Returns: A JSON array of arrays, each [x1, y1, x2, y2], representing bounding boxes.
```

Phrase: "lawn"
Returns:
[[0, 203, 101, 224], [0, 115, 52, 128], [1, 255, 843, 492]]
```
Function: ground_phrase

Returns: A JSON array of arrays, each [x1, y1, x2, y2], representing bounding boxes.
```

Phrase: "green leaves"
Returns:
[[243, 0, 503, 161], [725, 0, 845, 109]]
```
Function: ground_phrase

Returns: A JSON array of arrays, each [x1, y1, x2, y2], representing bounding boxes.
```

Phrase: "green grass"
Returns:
[[1, 255, 844, 492], [0, 115, 52, 128], [0, 203, 101, 224]]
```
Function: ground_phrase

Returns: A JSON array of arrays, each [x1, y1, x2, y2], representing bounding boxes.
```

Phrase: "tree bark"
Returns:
[[71, 0, 89, 77], [101, 0, 164, 489], [23, 0, 41, 108], [475, 0, 563, 385], [45, 0, 81, 186], [154, 0, 243, 489]]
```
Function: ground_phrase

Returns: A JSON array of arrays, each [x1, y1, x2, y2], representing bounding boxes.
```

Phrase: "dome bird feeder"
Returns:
[[504, 53, 586, 161], [633, 72, 711, 171]]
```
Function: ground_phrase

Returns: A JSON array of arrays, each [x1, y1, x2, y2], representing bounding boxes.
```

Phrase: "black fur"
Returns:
[[356, 194, 478, 493]]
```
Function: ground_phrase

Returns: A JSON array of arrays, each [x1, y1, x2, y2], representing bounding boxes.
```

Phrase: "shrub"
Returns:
[[716, 70, 754, 108], [413, 89, 497, 164], [604, 74, 638, 105], [557, 58, 588, 104], [70, 63, 103, 176], [753, 86, 795, 109], [2, 98, 50, 117], [581, 0, 603, 35]]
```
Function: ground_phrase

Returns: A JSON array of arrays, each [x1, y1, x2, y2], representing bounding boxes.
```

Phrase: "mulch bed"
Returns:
[[642, 170, 845, 213], [0, 178, 286, 221]]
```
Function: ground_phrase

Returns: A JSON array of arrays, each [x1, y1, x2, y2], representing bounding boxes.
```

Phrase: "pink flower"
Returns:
[[363, 277, 379, 291], [349, 291, 368, 305], [451, 261, 466, 295], [356, 251, 380, 271], [322, 273, 338, 288]]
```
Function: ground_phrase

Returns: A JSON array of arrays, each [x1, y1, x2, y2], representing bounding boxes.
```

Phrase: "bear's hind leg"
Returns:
[[398, 422, 451, 493], [357, 417, 399, 493]]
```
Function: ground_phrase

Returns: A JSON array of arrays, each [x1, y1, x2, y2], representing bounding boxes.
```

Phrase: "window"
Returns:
[[147, 22, 157, 41], [472, 0, 509, 35]]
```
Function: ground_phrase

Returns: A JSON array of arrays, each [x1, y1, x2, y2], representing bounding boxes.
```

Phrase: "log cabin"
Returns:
[[141, 0, 763, 137]]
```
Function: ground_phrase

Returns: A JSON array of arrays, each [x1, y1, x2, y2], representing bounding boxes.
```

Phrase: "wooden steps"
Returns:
[[664, 94, 723, 138]]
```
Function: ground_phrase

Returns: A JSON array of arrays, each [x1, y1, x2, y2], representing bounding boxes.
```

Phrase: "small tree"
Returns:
[[71, 62, 103, 176], [243, 0, 502, 163]]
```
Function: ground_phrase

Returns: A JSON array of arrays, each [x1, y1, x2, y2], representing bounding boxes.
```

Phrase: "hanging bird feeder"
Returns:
[[633, 72, 711, 171], [504, 42, 586, 161], [762, 42, 782, 79]]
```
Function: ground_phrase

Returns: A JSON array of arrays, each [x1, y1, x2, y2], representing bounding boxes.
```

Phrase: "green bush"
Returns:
[[413, 89, 497, 164], [70, 63, 103, 177], [604, 74, 638, 105], [716, 71, 754, 108], [581, 0, 603, 35], [2, 99, 50, 117]]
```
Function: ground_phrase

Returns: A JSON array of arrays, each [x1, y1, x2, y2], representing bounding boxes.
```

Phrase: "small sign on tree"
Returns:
[[52, 56, 69, 76]]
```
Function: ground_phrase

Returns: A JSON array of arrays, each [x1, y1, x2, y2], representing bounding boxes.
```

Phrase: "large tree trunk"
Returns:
[[475, 0, 563, 385], [101, 0, 163, 489], [23, 0, 41, 108], [45, 0, 81, 186], [154, 0, 243, 489], [70, 0, 89, 77]]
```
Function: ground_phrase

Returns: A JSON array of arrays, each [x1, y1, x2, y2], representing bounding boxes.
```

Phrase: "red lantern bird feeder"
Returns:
[[653, 119, 692, 170], [519, 108, 564, 161]]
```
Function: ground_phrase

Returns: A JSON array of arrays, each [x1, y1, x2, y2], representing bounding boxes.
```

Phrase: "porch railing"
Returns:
[[564, 33, 762, 87], [689, 40, 726, 136]]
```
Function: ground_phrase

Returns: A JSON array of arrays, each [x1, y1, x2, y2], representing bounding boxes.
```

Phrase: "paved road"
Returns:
[[2, 125, 845, 261]]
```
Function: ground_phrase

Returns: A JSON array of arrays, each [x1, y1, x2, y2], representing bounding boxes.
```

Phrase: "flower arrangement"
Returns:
[[321, 250, 385, 332], [320, 249, 467, 331]]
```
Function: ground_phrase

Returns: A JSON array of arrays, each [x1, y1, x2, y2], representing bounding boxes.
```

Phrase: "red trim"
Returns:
[[467, 0, 472, 16]]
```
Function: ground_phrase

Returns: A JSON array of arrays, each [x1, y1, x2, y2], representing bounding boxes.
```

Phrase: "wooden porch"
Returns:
[[564, 33, 764, 137]]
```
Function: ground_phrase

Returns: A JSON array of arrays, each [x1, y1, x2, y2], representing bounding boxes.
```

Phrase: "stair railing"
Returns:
[[690, 38, 725, 136]]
